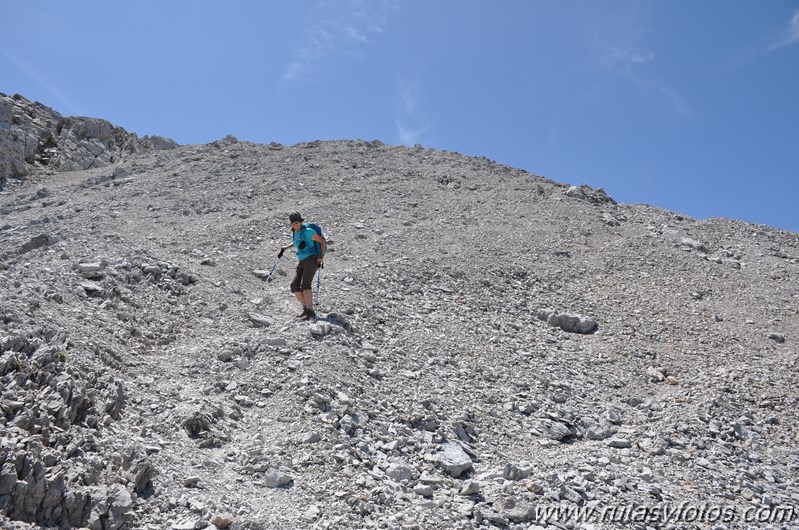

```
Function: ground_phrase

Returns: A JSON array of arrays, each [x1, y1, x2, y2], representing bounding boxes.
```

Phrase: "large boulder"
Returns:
[[537, 309, 599, 334]]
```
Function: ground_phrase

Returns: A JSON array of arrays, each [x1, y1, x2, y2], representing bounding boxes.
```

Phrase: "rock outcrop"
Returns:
[[0, 92, 177, 190]]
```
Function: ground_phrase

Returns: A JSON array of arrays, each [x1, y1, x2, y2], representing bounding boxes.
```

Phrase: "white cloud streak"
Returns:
[[2, 50, 81, 115], [768, 9, 799, 52], [658, 86, 691, 118], [596, 42, 655, 73], [592, 17, 691, 118], [395, 77, 432, 146], [280, 0, 395, 84]]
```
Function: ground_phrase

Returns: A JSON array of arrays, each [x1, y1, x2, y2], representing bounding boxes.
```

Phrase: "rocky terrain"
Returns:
[[1, 93, 798, 530]]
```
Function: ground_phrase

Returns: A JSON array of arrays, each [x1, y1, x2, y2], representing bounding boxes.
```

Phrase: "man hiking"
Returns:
[[278, 212, 326, 320]]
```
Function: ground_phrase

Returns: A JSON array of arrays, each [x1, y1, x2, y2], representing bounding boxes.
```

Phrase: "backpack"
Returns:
[[304, 223, 325, 256]]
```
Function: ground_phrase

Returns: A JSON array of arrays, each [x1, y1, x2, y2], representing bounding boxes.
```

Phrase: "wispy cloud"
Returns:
[[280, 0, 396, 84], [657, 86, 691, 118], [590, 7, 691, 118], [768, 9, 799, 52], [2, 50, 81, 115], [395, 77, 432, 146], [596, 42, 655, 74]]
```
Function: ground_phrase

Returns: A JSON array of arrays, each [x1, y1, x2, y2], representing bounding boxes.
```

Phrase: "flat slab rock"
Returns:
[[440, 441, 473, 477], [537, 310, 598, 334]]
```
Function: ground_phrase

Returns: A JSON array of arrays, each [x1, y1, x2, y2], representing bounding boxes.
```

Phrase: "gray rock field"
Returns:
[[1, 93, 798, 529]]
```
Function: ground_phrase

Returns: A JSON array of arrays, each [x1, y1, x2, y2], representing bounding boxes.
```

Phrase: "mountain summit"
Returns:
[[1, 94, 797, 529]]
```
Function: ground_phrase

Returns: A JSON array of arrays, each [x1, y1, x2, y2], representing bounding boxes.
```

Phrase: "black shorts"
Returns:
[[290, 255, 319, 292]]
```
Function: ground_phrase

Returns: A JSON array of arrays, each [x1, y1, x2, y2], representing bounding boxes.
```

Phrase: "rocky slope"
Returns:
[[1, 98, 798, 530]]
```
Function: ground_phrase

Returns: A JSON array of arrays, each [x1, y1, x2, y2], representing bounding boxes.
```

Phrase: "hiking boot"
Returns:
[[300, 308, 316, 321], [296, 307, 310, 318]]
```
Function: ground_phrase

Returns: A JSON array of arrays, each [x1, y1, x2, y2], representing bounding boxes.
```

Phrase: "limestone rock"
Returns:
[[440, 442, 473, 478], [263, 468, 293, 488], [538, 309, 598, 334], [247, 312, 273, 328], [539, 419, 573, 441], [209, 514, 234, 528]]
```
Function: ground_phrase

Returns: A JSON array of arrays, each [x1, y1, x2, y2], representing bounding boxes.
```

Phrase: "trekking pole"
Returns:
[[265, 254, 282, 283]]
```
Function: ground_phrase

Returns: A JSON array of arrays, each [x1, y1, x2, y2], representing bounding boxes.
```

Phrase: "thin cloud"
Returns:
[[597, 42, 656, 73], [395, 77, 432, 146], [2, 50, 81, 115], [396, 121, 427, 146], [658, 86, 691, 118], [768, 9, 799, 52], [280, 0, 395, 84], [592, 29, 691, 118], [589, 3, 655, 75]]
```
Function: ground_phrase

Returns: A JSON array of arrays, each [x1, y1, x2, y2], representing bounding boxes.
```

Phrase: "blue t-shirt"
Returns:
[[293, 225, 318, 261]]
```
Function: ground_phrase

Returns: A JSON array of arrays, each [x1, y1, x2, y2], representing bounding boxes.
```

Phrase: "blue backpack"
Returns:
[[304, 223, 325, 256]]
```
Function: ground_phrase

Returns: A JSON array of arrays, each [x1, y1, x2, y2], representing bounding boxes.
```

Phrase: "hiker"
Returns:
[[278, 212, 326, 320]]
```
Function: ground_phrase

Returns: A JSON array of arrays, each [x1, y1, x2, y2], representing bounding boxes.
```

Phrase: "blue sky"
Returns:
[[2, 1, 797, 233]]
